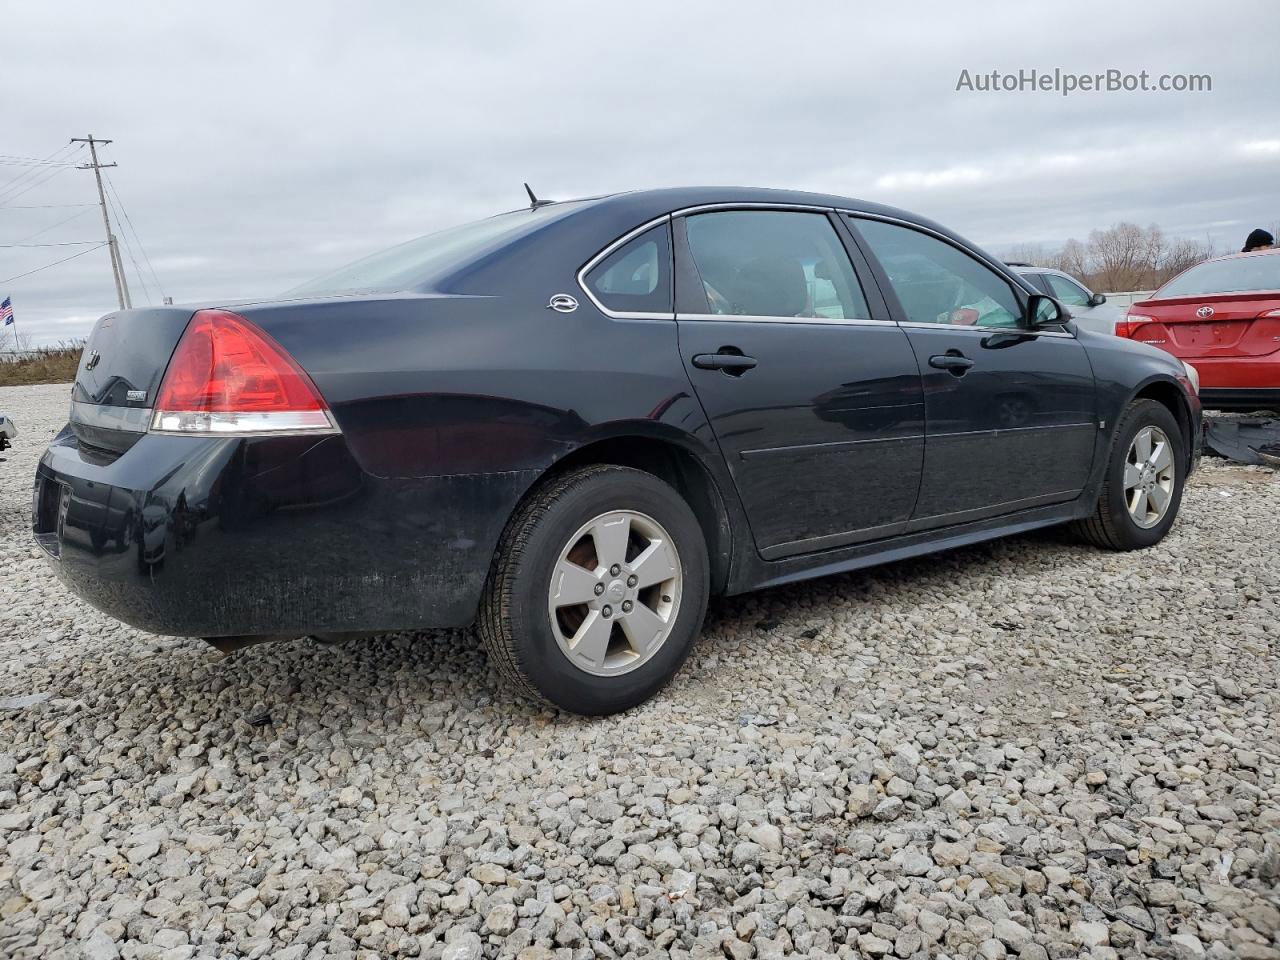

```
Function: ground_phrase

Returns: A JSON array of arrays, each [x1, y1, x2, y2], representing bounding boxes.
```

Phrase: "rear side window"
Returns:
[[855, 218, 1024, 329], [583, 224, 672, 314], [1018, 272, 1053, 295], [683, 211, 871, 320]]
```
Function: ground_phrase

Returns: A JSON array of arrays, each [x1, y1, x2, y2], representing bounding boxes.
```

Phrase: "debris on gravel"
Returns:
[[1, 382, 1277, 959]]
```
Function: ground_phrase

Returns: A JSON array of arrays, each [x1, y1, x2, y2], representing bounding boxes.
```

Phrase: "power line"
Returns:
[[0, 242, 109, 284], [0, 202, 96, 210], [0, 143, 80, 201], [6, 208, 91, 244], [103, 170, 165, 302], [0, 153, 80, 164], [0, 144, 77, 194], [0, 158, 78, 167], [0, 159, 76, 206], [0, 240, 102, 248], [102, 181, 153, 304]]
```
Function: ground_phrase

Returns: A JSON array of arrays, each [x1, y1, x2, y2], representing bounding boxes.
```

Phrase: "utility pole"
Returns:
[[72, 135, 131, 310]]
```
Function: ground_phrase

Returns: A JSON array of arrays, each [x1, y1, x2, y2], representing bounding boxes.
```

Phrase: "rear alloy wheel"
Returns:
[[479, 465, 709, 715], [547, 509, 683, 677], [1073, 399, 1185, 550]]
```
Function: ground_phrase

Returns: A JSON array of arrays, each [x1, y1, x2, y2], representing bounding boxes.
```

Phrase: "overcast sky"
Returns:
[[3, 0, 1277, 344]]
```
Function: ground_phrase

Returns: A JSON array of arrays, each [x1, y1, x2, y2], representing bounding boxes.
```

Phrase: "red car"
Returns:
[[1120, 248, 1280, 412]]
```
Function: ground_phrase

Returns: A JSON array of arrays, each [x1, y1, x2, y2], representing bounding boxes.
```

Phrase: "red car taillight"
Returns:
[[1115, 315, 1154, 338], [151, 309, 337, 435]]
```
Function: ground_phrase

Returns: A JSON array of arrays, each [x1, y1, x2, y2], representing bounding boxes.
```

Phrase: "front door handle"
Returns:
[[929, 353, 975, 375], [693, 353, 758, 373]]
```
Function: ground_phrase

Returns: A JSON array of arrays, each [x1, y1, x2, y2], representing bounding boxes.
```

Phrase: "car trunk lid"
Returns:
[[1128, 291, 1280, 359], [69, 306, 196, 452]]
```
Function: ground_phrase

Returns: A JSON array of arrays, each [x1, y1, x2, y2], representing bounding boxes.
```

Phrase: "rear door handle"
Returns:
[[692, 353, 758, 373], [929, 354, 975, 374]]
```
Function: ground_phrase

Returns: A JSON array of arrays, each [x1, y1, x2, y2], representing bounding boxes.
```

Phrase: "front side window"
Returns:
[[1045, 273, 1091, 306], [856, 218, 1024, 329], [683, 211, 871, 320], [583, 224, 672, 314]]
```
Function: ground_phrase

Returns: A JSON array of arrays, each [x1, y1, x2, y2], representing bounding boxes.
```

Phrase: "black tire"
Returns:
[[478, 465, 709, 715], [1073, 399, 1185, 550]]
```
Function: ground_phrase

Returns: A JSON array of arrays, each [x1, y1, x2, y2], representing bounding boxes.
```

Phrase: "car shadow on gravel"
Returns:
[[30, 525, 1096, 746]]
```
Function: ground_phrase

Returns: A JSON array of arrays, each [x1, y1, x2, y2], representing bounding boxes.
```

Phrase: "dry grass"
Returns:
[[0, 341, 84, 386]]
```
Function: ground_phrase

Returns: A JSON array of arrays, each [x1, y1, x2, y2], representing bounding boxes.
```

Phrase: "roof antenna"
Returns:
[[524, 182, 551, 209]]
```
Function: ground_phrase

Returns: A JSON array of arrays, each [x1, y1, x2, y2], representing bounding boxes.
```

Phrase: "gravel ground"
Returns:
[[1, 382, 1277, 960]]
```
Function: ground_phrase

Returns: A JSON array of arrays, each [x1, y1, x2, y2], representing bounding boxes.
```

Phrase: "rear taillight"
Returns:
[[151, 309, 337, 435], [1115, 315, 1154, 338]]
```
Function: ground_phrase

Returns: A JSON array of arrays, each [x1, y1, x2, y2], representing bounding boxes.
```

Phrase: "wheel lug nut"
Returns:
[[626, 575, 637, 587], [601, 605, 612, 618], [610, 564, 621, 576], [594, 583, 604, 596], [622, 600, 633, 612]]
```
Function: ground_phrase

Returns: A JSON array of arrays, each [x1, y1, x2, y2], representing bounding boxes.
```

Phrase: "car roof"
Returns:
[[1203, 247, 1280, 263], [526, 185, 959, 238]]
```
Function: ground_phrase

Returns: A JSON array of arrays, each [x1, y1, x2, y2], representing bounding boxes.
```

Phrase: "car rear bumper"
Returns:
[[33, 425, 532, 638], [1197, 387, 1280, 412]]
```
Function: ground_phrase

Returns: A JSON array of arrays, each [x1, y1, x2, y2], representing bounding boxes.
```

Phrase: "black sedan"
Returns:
[[34, 187, 1201, 714]]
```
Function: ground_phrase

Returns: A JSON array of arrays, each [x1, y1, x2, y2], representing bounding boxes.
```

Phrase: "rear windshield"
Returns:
[[286, 202, 586, 297], [1157, 254, 1280, 298]]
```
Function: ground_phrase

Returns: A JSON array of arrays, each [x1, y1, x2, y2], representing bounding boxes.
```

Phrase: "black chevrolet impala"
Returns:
[[35, 187, 1201, 714]]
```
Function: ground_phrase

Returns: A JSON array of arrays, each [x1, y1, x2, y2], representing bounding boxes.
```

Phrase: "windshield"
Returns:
[[1157, 254, 1280, 298], [286, 202, 585, 297]]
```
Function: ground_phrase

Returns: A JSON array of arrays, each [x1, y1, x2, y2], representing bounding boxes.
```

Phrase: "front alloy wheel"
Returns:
[[1123, 425, 1175, 529], [1074, 398, 1185, 550]]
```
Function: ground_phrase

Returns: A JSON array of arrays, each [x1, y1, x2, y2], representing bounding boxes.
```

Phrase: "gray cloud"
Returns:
[[2, 0, 1277, 344]]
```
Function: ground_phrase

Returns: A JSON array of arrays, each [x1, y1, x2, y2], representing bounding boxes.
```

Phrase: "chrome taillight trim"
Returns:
[[149, 409, 340, 436]]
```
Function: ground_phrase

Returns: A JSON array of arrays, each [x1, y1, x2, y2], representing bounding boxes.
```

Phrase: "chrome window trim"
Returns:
[[837, 209, 1026, 284], [841, 209, 1077, 339], [577, 204, 836, 321], [674, 201, 835, 215], [578, 201, 1074, 335], [675, 313, 889, 327], [576, 215, 675, 320], [896, 321, 1075, 339]]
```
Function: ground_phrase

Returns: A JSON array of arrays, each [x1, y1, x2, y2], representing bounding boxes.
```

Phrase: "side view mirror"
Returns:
[[1027, 293, 1069, 327], [1088, 292, 1107, 307]]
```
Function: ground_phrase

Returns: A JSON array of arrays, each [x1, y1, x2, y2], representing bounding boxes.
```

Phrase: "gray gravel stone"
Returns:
[[1, 383, 1277, 960]]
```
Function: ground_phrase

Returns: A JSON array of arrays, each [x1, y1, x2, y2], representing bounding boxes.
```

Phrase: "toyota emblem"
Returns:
[[1195, 306, 1214, 319]]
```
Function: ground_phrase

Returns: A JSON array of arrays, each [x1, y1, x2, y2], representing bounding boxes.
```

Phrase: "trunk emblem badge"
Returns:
[[548, 294, 579, 313], [85, 350, 101, 370], [1195, 306, 1214, 318], [126, 390, 147, 403]]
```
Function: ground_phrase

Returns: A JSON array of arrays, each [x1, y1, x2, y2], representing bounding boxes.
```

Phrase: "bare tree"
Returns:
[[1005, 242, 1050, 266], [1089, 222, 1159, 292], [1162, 237, 1215, 280], [1050, 238, 1088, 280], [1028, 223, 1220, 292]]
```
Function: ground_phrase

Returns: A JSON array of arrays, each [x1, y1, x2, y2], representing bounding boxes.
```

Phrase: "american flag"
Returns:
[[0, 297, 13, 326]]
